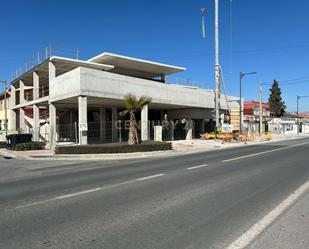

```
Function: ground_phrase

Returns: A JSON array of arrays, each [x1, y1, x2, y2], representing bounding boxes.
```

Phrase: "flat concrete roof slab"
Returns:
[[88, 52, 186, 78]]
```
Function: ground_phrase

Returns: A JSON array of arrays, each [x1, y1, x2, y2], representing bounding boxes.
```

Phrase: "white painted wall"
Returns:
[[302, 125, 309, 134]]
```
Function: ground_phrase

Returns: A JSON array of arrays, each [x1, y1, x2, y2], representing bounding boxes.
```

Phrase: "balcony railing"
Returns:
[[11, 46, 79, 81], [165, 76, 211, 90]]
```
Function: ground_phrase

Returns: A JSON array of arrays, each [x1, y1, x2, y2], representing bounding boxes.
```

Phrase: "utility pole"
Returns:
[[259, 80, 263, 135], [297, 95, 308, 135], [214, 0, 221, 134], [239, 72, 257, 134]]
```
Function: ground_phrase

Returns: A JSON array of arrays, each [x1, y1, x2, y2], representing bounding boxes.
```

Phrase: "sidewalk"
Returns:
[[1, 134, 308, 161], [247, 189, 309, 249]]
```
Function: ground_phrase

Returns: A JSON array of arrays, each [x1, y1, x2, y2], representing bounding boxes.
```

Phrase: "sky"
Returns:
[[1, 0, 309, 112]]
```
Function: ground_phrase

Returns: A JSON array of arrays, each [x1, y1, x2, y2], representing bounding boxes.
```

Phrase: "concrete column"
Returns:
[[33, 72, 39, 100], [111, 107, 118, 142], [160, 74, 166, 83], [141, 104, 149, 141], [78, 96, 88, 145], [20, 80, 25, 104], [49, 103, 57, 148], [100, 107, 106, 142], [19, 80, 26, 133], [19, 108, 26, 133], [185, 119, 193, 140], [49, 61, 56, 81], [9, 85, 17, 131], [33, 104, 40, 141]]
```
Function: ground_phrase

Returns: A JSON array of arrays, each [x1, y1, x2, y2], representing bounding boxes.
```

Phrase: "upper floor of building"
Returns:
[[8, 50, 239, 112]]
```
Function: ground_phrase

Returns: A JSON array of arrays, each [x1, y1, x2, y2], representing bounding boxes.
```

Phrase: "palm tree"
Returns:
[[119, 94, 152, 145]]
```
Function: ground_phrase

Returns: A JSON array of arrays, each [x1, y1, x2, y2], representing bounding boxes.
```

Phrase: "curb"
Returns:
[[2, 136, 308, 161], [0, 149, 29, 160]]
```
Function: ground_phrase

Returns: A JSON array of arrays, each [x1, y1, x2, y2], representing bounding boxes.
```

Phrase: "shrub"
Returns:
[[0, 142, 6, 148], [55, 141, 172, 154], [15, 142, 46, 151]]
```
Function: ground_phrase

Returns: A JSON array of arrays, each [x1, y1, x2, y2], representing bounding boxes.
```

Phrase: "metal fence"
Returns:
[[165, 76, 211, 90], [57, 119, 203, 144]]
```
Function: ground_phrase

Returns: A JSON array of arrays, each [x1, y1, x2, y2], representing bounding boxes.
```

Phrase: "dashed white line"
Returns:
[[187, 164, 208, 170], [225, 179, 309, 249], [222, 141, 309, 163], [136, 174, 165, 181], [18, 173, 166, 208], [55, 187, 103, 199]]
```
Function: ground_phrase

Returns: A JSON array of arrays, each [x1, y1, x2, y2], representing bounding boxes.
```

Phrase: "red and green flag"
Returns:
[[200, 8, 206, 38]]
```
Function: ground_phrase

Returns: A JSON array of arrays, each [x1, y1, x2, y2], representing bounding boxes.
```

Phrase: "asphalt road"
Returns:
[[0, 138, 309, 249]]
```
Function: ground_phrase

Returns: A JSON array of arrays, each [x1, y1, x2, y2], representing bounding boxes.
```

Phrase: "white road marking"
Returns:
[[136, 174, 165, 181], [55, 187, 102, 199], [187, 164, 208, 170], [225, 179, 309, 249], [18, 174, 166, 208], [222, 141, 309, 163]]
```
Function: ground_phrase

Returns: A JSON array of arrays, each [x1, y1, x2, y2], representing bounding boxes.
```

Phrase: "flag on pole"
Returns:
[[200, 8, 206, 38]]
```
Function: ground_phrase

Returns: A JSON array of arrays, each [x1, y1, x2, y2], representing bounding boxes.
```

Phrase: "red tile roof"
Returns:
[[244, 101, 270, 109]]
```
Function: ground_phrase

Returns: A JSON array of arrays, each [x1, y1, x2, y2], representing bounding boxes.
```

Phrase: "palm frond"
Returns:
[[118, 109, 130, 117], [137, 96, 152, 110], [123, 94, 138, 111]]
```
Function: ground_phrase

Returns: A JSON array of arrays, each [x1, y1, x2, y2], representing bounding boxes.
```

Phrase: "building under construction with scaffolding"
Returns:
[[8, 47, 240, 147]]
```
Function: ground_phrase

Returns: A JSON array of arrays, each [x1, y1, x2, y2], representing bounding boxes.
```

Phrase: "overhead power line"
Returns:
[[264, 78, 309, 86]]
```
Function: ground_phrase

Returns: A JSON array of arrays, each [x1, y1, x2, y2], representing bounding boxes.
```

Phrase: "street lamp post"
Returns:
[[239, 72, 257, 134], [297, 95, 308, 135], [0, 80, 8, 137]]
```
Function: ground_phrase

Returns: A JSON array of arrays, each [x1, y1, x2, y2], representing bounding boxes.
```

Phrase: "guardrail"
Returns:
[[165, 76, 211, 90], [11, 46, 79, 81]]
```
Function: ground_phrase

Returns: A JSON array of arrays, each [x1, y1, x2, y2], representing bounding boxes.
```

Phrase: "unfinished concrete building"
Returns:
[[10, 50, 239, 147]]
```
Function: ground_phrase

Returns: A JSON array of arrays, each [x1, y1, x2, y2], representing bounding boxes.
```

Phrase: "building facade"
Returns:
[[10, 52, 239, 147], [243, 101, 271, 132]]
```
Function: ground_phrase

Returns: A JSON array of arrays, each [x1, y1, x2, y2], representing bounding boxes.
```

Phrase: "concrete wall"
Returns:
[[49, 67, 239, 110], [49, 68, 81, 101]]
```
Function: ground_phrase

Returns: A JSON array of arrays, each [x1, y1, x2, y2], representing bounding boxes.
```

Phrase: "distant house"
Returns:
[[243, 101, 271, 132], [268, 117, 298, 134], [299, 113, 309, 119]]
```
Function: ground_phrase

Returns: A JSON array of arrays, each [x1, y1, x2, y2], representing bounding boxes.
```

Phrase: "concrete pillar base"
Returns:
[[141, 104, 149, 141], [49, 104, 57, 148], [33, 105, 40, 141], [78, 96, 88, 145], [185, 119, 193, 140], [154, 126, 163, 142]]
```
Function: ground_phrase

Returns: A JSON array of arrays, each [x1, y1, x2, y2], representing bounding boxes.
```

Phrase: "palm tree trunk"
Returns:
[[128, 112, 137, 145]]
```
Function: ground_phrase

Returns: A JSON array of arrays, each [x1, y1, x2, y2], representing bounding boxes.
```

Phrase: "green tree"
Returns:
[[268, 80, 286, 117], [119, 94, 152, 145]]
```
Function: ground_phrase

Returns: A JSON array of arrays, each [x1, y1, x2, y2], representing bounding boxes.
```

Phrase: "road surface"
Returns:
[[0, 138, 309, 249]]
